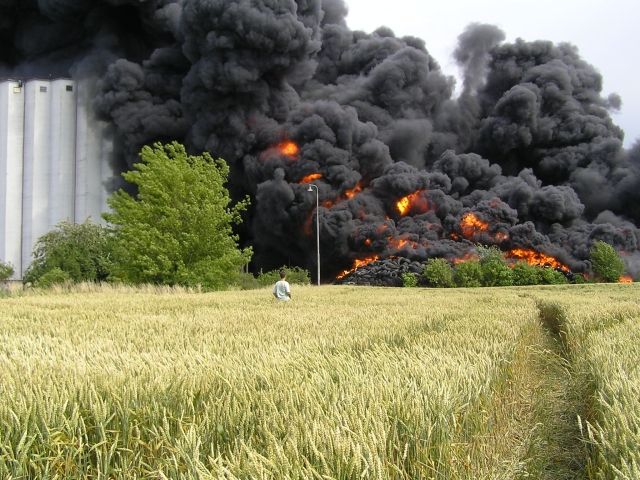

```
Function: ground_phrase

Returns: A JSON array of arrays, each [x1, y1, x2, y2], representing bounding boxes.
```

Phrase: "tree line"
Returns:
[[403, 243, 626, 288], [0, 142, 631, 289]]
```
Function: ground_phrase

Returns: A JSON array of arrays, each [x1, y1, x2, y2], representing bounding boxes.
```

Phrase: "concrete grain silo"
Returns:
[[0, 78, 115, 280], [0, 80, 25, 279]]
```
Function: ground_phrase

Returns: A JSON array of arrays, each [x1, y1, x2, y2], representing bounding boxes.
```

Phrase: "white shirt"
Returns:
[[273, 280, 291, 301]]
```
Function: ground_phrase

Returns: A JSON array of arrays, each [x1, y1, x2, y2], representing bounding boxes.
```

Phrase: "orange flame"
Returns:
[[344, 182, 363, 199], [460, 212, 489, 239], [317, 182, 364, 209], [452, 252, 479, 264], [300, 173, 322, 184], [388, 237, 419, 250], [495, 231, 509, 242], [397, 190, 429, 216], [337, 255, 380, 280], [507, 248, 570, 272], [619, 275, 633, 284], [278, 140, 300, 157]]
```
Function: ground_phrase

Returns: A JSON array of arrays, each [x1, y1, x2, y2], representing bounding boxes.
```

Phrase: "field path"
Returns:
[[516, 301, 589, 479]]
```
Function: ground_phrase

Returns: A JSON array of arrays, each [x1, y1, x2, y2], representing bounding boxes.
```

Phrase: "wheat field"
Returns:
[[0, 283, 638, 479]]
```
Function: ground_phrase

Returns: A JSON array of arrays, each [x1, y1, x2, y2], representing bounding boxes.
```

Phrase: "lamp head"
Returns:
[[307, 185, 313, 192]]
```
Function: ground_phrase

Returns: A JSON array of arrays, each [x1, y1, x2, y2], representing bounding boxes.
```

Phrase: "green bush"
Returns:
[[538, 267, 568, 285], [23, 221, 112, 285], [35, 268, 71, 288], [257, 267, 311, 287], [230, 272, 261, 290], [0, 260, 14, 282], [454, 260, 483, 287], [479, 247, 513, 287], [512, 262, 540, 286], [590, 241, 625, 283], [423, 258, 454, 288], [402, 272, 418, 288], [572, 273, 588, 284]]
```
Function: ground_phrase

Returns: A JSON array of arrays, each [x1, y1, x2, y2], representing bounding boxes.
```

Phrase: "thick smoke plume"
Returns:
[[2, 0, 640, 279]]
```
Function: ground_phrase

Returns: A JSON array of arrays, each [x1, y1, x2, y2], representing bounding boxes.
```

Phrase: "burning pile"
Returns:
[[337, 257, 424, 287], [2, 0, 639, 281]]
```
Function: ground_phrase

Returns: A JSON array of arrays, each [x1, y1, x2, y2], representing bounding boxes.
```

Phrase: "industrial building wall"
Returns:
[[48, 79, 77, 231], [75, 80, 115, 224], [21, 80, 53, 275], [0, 81, 25, 279], [0, 78, 115, 280]]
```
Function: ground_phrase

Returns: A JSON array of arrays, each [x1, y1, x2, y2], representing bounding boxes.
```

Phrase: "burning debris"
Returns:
[[338, 257, 424, 287], [2, 1, 639, 282]]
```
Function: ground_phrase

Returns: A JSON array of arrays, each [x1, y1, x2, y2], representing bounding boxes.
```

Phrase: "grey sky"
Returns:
[[345, 0, 638, 148]]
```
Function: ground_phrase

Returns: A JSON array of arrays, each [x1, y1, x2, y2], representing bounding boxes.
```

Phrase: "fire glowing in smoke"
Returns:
[[320, 182, 364, 209], [397, 190, 429, 216], [460, 212, 489, 239], [388, 237, 420, 250], [619, 275, 633, 283], [277, 140, 300, 158], [300, 173, 322, 184], [452, 252, 480, 264], [495, 231, 509, 242], [344, 182, 363, 200], [507, 248, 570, 272], [337, 255, 380, 280]]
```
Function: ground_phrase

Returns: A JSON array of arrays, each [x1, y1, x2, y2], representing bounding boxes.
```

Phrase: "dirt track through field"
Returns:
[[494, 301, 591, 479]]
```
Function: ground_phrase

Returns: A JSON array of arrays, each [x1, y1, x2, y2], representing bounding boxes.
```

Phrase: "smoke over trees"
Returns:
[[1, 0, 639, 279]]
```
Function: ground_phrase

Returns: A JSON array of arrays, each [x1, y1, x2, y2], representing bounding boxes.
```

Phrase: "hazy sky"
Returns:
[[345, 0, 638, 148]]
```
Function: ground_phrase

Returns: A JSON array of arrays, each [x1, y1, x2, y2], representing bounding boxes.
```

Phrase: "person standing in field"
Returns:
[[273, 269, 292, 301]]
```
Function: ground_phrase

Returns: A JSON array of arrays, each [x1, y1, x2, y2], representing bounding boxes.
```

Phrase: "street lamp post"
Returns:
[[307, 184, 320, 286]]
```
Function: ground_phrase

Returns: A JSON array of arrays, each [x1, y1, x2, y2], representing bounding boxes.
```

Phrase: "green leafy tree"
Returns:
[[454, 260, 483, 287], [0, 260, 14, 282], [23, 220, 112, 285], [105, 142, 252, 290], [590, 241, 625, 282], [479, 246, 513, 287], [423, 258, 454, 288], [512, 262, 540, 286]]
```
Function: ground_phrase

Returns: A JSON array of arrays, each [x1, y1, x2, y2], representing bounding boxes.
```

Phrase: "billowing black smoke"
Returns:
[[2, 0, 639, 280]]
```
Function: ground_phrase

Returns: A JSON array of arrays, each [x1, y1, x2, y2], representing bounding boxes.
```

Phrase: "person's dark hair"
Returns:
[[279, 269, 286, 279]]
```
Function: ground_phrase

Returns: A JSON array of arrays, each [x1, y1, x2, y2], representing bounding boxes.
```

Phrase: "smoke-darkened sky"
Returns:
[[2, 0, 640, 280], [346, 0, 640, 148]]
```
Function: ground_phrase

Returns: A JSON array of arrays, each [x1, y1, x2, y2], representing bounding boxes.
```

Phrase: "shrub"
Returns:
[[538, 267, 568, 285], [572, 273, 588, 284], [454, 260, 483, 287], [35, 268, 71, 288], [590, 241, 625, 283], [512, 262, 540, 286], [0, 260, 14, 282], [423, 258, 454, 288], [257, 267, 311, 287], [230, 272, 261, 290], [23, 221, 112, 285], [479, 247, 513, 287], [285, 267, 311, 285], [402, 272, 418, 288]]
